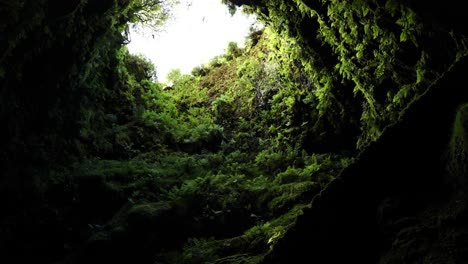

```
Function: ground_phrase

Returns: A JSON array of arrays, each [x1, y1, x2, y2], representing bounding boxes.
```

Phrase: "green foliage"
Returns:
[[7, 0, 467, 262], [179, 237, 221, 263], [0, 0, 340, 262], [447, 103, 468, 186], [226, 0, 468, 148], [255, 149, 287, 174], [128, 0, 178, 32], [243, 204, 308, 250], [124, 52, 157, 81], [225, 41, 243, 60], [174, 205, 309, 264]]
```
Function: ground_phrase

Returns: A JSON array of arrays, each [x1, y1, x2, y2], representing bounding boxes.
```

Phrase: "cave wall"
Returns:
[[264, 57, 468, 263]]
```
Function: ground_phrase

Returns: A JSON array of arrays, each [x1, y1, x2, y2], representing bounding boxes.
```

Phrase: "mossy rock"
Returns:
[[447, 102, 468, 191], [268, 182, 319, 214], [126, 201, 173, 230]]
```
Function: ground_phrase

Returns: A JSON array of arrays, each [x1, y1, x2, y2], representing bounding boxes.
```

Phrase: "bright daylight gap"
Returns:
[[127, 0, 260, 83]]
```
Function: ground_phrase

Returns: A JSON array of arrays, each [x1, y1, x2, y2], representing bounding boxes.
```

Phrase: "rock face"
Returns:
[[264, 57, 468, 263]]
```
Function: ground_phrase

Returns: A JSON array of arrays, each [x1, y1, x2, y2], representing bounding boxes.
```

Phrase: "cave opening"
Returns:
[[2, 1, 468, 263], [126, 0, 261, 83]]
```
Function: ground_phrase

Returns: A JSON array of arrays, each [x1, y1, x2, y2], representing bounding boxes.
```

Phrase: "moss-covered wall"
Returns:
[[264, 55, 468, 264], [226, 0, 468, 147]]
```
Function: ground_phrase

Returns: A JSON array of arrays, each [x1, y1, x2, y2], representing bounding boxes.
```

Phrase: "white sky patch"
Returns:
[[127, 0, 259, 83]]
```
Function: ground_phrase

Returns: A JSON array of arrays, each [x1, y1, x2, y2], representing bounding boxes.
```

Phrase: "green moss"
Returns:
[[178, 238, 221, 264], [447, 103, 468, 186], [244, 204, 309, 250], [268, 182, 319, 213], [128, 202, 172, 217], [173, 204, 308, 264]]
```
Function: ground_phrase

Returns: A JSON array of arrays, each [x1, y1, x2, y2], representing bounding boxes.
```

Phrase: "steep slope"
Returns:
[[265, 56, 468, 263]]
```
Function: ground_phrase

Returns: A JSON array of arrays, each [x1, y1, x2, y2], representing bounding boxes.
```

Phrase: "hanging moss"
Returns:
[[226, 0, 468, 147], [447, 103, 468, 191]]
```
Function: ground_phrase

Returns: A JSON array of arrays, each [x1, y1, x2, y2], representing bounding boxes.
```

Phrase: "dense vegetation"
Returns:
[[1, 0, 468, 263]]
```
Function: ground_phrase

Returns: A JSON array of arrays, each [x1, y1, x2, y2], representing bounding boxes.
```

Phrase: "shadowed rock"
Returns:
[[264, 56, 468, 263]]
